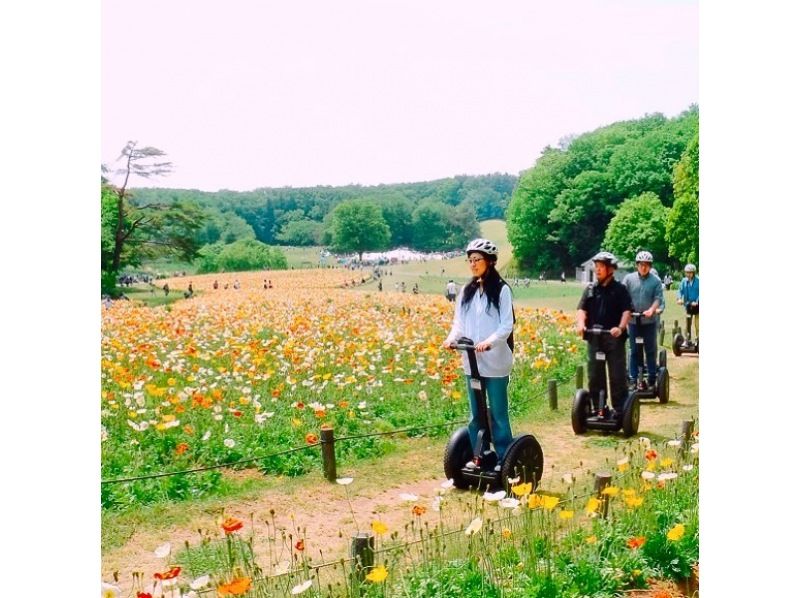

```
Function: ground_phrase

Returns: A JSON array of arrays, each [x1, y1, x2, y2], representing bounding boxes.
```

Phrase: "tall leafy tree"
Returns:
[[602, 192, 669, 271], [101, 141, 203, 293], [329, 200, 390, 260], [666, 132, 700, 266]]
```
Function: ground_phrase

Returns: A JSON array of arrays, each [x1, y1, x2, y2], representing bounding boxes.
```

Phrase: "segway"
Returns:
[[443, 337, 544, 491], [672, 303, 699, 357], [629, 312, 669, 404], [572, 326, 640, 437]]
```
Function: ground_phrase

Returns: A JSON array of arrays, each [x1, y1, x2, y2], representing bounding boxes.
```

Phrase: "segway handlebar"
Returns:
[[451, 337, 491, 352], [582, 326, 615, 340]]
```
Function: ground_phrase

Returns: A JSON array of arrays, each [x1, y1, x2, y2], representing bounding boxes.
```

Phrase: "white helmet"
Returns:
[[635, 250, 653, 264], [592, 251, 618, 268], [684, 263, 697, 273], [466, 238, 498, 257]]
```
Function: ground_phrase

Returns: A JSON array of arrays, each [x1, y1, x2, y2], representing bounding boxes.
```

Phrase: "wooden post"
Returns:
[[659, 319, 665, 346], [679, 420, 695, 458], [575, 365, 584, 390], [321, 426, 336, 482], [350, 532, 375, 583], [594, 471, 612, 519], [548, 379, 558, 410]]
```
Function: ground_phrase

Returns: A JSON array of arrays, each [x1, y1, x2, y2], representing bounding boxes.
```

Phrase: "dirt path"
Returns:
[[102, 353, 699, 592]]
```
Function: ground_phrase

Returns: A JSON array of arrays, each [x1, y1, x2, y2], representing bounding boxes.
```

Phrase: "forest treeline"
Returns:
[[130, 174, 517, 252]]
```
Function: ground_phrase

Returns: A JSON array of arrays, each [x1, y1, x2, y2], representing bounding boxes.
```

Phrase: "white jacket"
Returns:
[[445, 284, 514, 377]]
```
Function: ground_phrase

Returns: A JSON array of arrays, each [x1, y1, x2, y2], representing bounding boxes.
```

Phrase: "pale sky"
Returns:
[[102, 0, 698, 191]]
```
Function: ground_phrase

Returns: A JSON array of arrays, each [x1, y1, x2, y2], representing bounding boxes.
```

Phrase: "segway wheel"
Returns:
[[443, 427, 473, 490], [572, 390, 591, 435], [658, 348, 667, 368], [657, 368, 669, 404], [672, 334, 683, 357], [622, 394, 640, 437], [500, 434, 544, 487]]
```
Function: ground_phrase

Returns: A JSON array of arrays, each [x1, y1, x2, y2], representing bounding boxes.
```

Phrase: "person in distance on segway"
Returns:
[[576, 252, 634, 422], [677, 264, 699, 347], [622, 251, 664, 391], [443, 238, 515, 473]]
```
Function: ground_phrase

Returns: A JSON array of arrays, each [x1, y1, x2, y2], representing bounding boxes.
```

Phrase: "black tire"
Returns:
[[443, 427, 473, 490], [657, 368, 669, 404], [695, 339, 699, 354], [572, 390, 591, 435], [622, 394, 640, 437], [500, 434, 544, 488], [672, 334, 683, 357], [658, 348, 667, 368]]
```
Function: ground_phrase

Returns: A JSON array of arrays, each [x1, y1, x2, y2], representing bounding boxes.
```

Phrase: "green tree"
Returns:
[[276, 218, 324, 245], [101, 141, 203, 294], [602, 192, 669, 271], [329, 200, 390, 260], [197, 239, 288, 273], [666, 132, 699, 266]]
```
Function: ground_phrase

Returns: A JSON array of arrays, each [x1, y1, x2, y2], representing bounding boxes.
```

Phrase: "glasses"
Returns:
[[466, 258, 485, 265]]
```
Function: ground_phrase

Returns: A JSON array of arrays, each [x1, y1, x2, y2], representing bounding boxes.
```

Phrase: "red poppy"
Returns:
[[154, 566, 181, 580], [221, 516, 244, 534], [305, 433, 319, 445], [137, 593, 153, 598], [645, 450, 658, 461], [295, 539, 305, 551]]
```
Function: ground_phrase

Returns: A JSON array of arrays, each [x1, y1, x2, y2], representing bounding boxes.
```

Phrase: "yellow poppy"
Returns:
[[366, 565, 388, 583]]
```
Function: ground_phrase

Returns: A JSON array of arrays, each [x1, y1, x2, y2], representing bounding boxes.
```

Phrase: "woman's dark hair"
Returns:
[[461, 254, 510, 316]]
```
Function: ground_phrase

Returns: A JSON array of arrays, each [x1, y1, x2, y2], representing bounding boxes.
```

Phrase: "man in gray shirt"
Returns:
[[622, 251, 664, 389]]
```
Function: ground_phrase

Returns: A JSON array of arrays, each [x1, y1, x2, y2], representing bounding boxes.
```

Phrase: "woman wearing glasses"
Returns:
[[443, 238, 515, 471]]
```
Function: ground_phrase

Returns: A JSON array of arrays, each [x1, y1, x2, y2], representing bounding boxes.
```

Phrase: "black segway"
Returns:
[[672, 303, 699, 357], [629, 312, 669, 404], [572, 326, 640, 437], [443, 337, 544, 491]]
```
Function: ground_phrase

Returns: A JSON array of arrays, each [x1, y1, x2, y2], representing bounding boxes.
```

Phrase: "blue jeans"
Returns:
[[628, 322, 658, 385], [465, 375, 513, 461]]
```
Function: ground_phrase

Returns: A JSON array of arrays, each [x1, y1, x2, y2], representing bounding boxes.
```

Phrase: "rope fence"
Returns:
[[102, 364, 583, 486]]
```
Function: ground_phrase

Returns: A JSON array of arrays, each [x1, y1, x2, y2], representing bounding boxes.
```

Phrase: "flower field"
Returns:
[[104, 429, 699, 598], [101, 270, 582, 509]]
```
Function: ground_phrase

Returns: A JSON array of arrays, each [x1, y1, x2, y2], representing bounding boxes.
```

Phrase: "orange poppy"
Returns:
[[154, 566, 181, 580], [645, 450, 658, 461], [412, 504, 426, 516], [295, 539, 305, 551], [221, 516, 244, 534], [626, 536, 646, 549], [305, 433, 319, 445], [217, 576, 252, 596], [175, 443, 189, 455]]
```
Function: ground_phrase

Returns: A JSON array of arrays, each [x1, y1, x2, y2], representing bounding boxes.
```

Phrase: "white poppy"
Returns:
[[224, 438, 236, 448], [641, 471, 656, 480], [657, 472, 679, 482], [667, 439, 682, 448], [639, 437, 651, 449], [291, 579, 313, 595], [483, 490, 506, 503], [154, 542, 171, 558], [189, 575, 210, 589], [507, 476, 520, 485], [336, 477, 354, 485], [101, 582, 121, 598], [682, 464, 694, 471], [690, 443, 699, 454], [499, 497, 520, 509], [465, 517, 483, 536], [202, 430, 212, 441]]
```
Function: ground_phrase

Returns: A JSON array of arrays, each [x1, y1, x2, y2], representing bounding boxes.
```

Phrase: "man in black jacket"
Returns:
[[576, 252, 634, 419]]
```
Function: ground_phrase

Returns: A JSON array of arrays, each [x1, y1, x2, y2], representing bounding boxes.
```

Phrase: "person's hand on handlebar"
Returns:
[[609, 326, 622, 338], [576, 322, 586, 337], [474, 340, 492, 352], [643, 307, 656, 318], [442, 339, 456, 350]]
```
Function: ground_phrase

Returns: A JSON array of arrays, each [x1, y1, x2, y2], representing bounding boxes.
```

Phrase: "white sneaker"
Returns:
[[494, 465, 502, 473], [465, 461, 478, 470]]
